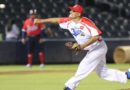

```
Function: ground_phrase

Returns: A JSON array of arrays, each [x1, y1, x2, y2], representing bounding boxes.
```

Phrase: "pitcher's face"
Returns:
[[69, 10, 81, 19]]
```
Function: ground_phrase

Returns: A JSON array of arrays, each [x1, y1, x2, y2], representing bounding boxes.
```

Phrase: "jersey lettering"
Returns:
[[71, 28, 81, 36], [27, 25, 38, 32]]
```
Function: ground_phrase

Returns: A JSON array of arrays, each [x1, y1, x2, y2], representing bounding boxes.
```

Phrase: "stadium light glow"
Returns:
[[0, 4, 6, 9]]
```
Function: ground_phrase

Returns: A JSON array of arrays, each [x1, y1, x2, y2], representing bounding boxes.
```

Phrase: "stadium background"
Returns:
[[0, 0, 130, 64]]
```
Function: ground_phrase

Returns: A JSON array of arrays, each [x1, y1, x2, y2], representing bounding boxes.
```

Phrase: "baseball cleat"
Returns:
[[26, 64, 32, 67], [126, 69, 130, 79], [40, 64, 44, 68], [64, 87, 72, 90]]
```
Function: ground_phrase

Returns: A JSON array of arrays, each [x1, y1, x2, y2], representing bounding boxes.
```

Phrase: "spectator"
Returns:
[[44, 27, 54, 38], [5, 19, 20, 41]]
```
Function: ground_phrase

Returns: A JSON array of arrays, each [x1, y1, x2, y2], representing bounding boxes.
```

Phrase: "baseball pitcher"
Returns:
[[34, 4, 130, 90]]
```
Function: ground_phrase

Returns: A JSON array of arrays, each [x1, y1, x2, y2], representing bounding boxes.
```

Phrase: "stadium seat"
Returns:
[[0, 0, 130, 38]]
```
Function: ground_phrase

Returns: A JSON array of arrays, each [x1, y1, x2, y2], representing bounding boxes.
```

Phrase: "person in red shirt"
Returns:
[[21, 9, 45, 67]]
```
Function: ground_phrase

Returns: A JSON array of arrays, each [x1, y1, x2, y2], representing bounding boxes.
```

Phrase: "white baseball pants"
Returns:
[[65, 44, 127, 90]]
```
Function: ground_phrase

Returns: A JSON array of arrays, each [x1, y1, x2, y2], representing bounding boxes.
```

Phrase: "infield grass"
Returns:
[[0, 64, 130, 90]]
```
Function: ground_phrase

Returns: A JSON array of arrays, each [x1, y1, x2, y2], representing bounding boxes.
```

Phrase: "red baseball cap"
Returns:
[[69, 4, 84, 14]]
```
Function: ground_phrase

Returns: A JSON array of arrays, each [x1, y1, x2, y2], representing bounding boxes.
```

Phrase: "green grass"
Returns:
[[0, 64, 130, 90]]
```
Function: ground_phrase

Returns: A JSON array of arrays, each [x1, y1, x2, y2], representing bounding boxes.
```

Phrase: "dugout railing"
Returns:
[[0, 38, 130, 64]]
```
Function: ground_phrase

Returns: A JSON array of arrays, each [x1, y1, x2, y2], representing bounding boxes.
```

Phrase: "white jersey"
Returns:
[[59, 17, 106, 51], [61, 17, 127, 90]]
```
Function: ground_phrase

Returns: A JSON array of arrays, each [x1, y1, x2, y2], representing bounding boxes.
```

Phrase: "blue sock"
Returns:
[[126, 71, 130, 79]]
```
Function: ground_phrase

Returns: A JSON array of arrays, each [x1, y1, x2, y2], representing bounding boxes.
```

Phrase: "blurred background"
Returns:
[[0, 0, 130, 65]]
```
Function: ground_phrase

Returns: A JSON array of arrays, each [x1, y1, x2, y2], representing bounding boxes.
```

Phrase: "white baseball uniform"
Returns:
[[59, 17, 127, 90]]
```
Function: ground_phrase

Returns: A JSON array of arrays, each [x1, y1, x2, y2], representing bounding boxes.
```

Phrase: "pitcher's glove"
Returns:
[[65, 42, 73, 49], [72, 43, 81, 51], [65, 42, 81, 51]]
